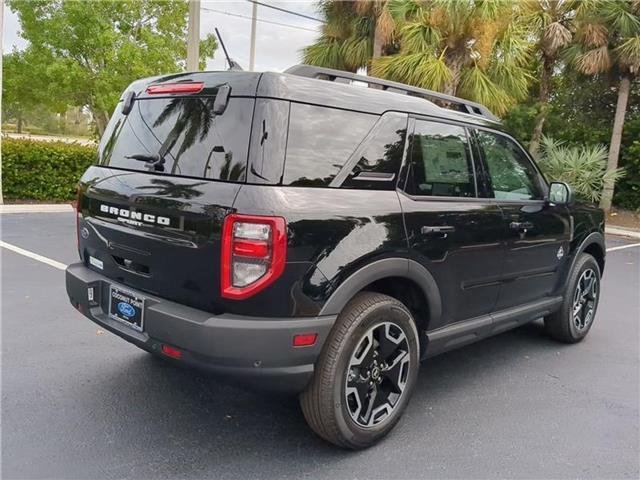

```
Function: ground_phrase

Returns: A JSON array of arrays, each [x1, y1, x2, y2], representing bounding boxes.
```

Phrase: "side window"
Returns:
[[406, 120, 476, 198], [341, 113, 407, 190], [283, 104, 376, 187], [476, 130, 543, 201]]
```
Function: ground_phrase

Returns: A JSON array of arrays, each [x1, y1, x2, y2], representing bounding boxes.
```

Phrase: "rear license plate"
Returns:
[[109, 286, 144, 331]]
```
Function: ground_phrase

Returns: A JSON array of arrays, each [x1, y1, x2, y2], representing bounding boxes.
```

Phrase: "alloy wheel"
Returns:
[[572, 268, 598, 331], [344, 322, 411, 428]]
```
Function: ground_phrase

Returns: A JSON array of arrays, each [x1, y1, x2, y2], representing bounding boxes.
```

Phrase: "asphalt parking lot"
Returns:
[[2, 211, 639, 479]]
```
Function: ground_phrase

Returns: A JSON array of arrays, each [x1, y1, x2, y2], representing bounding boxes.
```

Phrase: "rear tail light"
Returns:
[[221, 214, 287, 299]]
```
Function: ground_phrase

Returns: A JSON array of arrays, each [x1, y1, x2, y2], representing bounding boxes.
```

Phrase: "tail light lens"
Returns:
[[221, 214, 287, 299]]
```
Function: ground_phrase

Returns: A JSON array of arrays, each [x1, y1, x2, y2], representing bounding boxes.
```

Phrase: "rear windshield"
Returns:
[[97, 96, 253, 182]]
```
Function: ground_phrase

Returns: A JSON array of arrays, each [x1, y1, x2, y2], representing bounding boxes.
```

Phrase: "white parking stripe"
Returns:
[[0, 239, 638, 273], [0, 240, 67, 270], [607, 243, 640, 253]]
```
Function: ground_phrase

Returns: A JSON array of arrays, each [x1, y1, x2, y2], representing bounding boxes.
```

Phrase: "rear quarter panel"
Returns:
[[231, 185, 408, 317]]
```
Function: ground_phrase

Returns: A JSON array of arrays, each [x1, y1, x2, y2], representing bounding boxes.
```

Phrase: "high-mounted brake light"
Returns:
[[146, 82, 204, 95], [221, 214, 287, 300]]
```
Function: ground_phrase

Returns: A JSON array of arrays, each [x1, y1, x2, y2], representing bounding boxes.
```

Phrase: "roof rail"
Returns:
[[284, 64, 499, 122]]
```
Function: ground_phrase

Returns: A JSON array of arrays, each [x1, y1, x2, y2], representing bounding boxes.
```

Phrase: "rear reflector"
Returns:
[[161, 344, 182, 359], [293, 333, 317, 347], [146, 82, 204, 95]]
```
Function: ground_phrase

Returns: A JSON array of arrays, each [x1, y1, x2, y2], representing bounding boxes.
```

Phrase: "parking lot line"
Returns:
[[606, 242, 640, 252], [0, 240, 67, 270], [1, 239, 638, 273]]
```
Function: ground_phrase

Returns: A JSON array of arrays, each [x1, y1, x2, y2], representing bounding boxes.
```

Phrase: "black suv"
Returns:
[[66, 65, 605, 448]]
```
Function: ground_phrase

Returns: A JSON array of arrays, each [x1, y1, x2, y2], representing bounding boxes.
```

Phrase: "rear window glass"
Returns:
[[97, 96, 253, 181], [283, 104, 376, 187]]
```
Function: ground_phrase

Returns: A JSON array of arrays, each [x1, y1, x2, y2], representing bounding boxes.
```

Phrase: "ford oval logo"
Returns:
[[117, 302, 136, 318]]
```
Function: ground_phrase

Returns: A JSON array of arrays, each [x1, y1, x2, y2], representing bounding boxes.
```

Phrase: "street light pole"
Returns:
[[186, 0, 201, 71], [249, 1, 258, 71]]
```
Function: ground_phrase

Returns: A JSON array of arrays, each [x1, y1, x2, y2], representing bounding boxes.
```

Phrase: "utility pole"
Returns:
[[186, 0, 200, 71], [1, 0, 5, 204], [249, 1, 258, 71]]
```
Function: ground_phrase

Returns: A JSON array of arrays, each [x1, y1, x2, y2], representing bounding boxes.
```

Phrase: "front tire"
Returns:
[[300, 292, 420, 449], [545, 253, 601, 343]]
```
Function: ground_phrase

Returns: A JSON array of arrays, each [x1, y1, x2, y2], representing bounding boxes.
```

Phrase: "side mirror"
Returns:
[[548, 181, 573, 205]]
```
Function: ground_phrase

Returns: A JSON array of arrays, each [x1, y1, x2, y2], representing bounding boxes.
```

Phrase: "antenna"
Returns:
[[214, 28, 244, 71]]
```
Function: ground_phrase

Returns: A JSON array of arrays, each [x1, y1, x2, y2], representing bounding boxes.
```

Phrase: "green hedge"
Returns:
[[2, 138, 97, 201]]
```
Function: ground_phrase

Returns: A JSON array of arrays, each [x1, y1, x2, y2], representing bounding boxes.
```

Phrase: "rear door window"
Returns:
[[98, 96, 253, 182], [405, 120, 476, 198], [283, 104, 376, 187]]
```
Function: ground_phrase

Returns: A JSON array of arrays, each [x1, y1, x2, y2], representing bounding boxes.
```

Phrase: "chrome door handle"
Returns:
[[421, 225, 456, 235], [510, 221, 534, 231]]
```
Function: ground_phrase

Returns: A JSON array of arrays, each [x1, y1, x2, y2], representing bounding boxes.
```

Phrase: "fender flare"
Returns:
[[318, 258, 442, 326], [562, 231, 606, 288]]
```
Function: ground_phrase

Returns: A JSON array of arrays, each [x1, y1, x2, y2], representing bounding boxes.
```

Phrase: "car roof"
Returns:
[[127, 69, 503, 130]]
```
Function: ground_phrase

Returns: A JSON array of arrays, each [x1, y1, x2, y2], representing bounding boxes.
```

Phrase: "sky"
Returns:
[[1, 0, 323, 72]]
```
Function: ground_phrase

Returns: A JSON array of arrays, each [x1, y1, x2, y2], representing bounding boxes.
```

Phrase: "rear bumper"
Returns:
[[65, 263, 336, 392]]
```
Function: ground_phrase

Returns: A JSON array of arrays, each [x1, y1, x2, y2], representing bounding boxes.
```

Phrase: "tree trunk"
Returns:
[[600, 73, 631, 213], [17, 111, 23, 134], [372, 21, 384, 58], [529, 56, 554, 156], [91, 107, 110, 136], [59, 110, 67, 135], [443, 54, 464, 97]]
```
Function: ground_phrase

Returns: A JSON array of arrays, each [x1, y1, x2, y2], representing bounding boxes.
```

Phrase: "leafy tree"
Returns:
[[369, 0, 533, 115], [8, 0, 217, 135], [2, 48, 62, 132], [568, 0, 640, 212]]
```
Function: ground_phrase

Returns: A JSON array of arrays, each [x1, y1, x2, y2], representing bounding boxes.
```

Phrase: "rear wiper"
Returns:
[[125, 153, 165, 171]]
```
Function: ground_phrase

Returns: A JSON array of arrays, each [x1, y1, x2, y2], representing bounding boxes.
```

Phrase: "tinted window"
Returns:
[[98, 96, 253, 181], [341, 113, 407, 190], [283, 104, 376, 187], [406, 120, 476, 197], [476, 130, 543, 200]]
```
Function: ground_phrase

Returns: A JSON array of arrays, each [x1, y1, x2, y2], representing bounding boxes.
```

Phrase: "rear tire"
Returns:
[[300, 292, 420, 449], [544, 253, 601, 343]]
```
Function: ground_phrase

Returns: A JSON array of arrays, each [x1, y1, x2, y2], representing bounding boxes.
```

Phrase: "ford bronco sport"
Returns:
[[66, 65, 605, 449]]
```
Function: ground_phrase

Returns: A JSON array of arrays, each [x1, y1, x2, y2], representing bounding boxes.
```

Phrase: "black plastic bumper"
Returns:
[[65, 263, 336, 392]]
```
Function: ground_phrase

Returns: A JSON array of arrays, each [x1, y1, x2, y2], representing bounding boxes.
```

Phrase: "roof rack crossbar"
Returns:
[[284, 64, 499, 122]]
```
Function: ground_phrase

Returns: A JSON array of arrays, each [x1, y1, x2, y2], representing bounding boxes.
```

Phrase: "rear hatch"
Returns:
[[77, 72, 258, 314]]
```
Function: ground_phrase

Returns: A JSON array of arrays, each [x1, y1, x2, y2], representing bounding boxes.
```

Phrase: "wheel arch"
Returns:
[[562, 232, 606, 291], [318, 258, 442, 334]]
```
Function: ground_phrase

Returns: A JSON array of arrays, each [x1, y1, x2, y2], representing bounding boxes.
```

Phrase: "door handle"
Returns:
[[421, 225, 456, 236], [510, 221, 534, 231]]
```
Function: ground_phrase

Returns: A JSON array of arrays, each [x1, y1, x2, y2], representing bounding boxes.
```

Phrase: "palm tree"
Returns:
[[369, 0, 533, 116], [521, 0, 578, 155], [302, 1, 395, 72], [570, 0, 640, 212]]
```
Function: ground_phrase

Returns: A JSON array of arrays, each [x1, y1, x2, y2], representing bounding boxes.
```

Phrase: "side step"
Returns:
[[424, 296, 563, 358]]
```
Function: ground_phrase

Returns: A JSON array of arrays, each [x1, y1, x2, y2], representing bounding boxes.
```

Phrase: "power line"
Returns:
[[201, 7, 319, 32], [245, 0, 325, 24]]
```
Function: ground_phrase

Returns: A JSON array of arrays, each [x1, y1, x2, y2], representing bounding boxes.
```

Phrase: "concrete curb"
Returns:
[[0, 204, 74, 214], [605, 226, 640, 240]]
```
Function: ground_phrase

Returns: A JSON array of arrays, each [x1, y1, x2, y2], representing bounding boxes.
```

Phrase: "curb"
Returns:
[[0, 204, 74, 214], [605, 226, 640, 240]]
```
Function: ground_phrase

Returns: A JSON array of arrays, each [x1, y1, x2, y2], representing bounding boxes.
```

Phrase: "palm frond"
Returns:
[[575, 45, 612, 74], [539, 136, 625, 202], [458, 65, 514, 114], [615, 36, 640, 74]]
